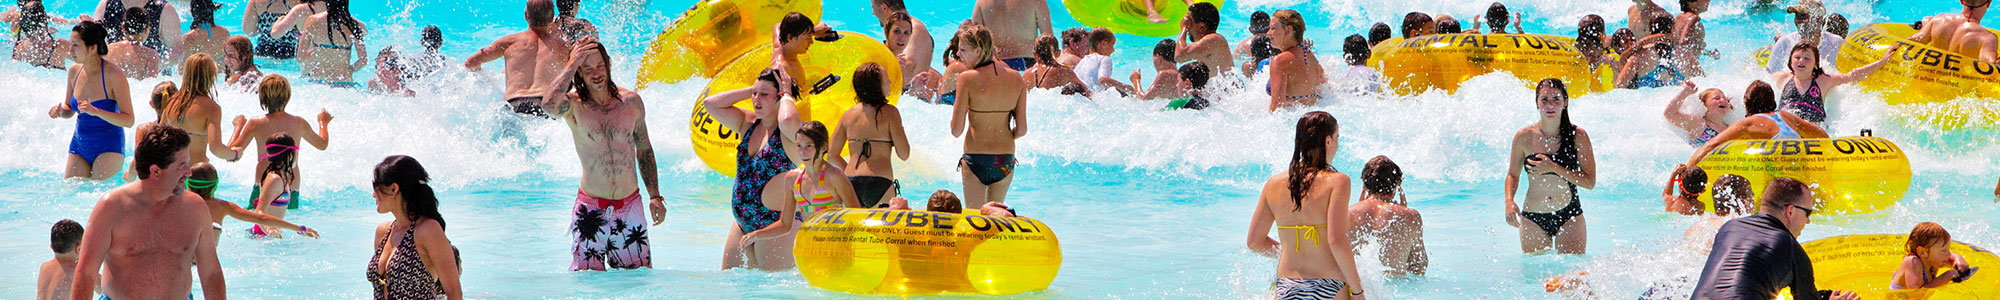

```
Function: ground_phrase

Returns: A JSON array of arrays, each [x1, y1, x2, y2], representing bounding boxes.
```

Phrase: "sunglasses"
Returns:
[[1788, 203, 1816, 218]]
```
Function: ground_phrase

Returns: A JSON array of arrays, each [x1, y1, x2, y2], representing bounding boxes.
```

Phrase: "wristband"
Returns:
[[297, 225, 311, 233]]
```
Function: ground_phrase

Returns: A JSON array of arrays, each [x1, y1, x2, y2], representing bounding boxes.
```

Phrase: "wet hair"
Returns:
[[854, 62, 889, 108], [74, 21, 110, 56], [926, 190, 962, 213], [16, 1, 48, 35], [52, 219, 83, 254], [188, 0, 220, 30], [422, 26, 443, 53], [1487, 3, 1511, 32], [1788, 43, 1826, 78], [1250, 35, 1278, 64], [1758, 177, 1812, 214], [1608, 28, 1636, 51], [779, 12, 815, 45], [1153, 39, 1177, 62], [568, 40, 621, 104], [1906, 222, 1952, 257], [1061, 28, 1088, 49], [1680, 0, 1701, 13], [1402, 12, 1433, 38], [527, 0, 555, 27], [227, 35, 256, 71], [1034, 35, 1061, 67], [1369, 23, 1392, 46], [1745, 80, 1776, 115], [755, 68, 798, 97], [1437, 17, 1463, 34], [121, 7, 148, 38], [375, 155, 446, 230], [799, 121, 831, 157], [957, 24, 996, 64], [1827, 14, 1849, 37], [326, 0, 362, 43], [149, 81, 178, 115], [1578, 15, 1607, 50], [556, 0, 579, 17], [1179, 61, 1209, 91], [1649, 14, 1675, 35], [1187, 2, 1220, 33], [258, 74, 292, 113], [258, 133, 299, 207], [1088, 27, 1116, 50], [134, 125, 192, 180], [1712, 174, 1752, 215], [1287, 111, 1338, 211], [189, 162, 218, 199], [173, 54, 219, 122], [1678, 165, 1709, 200], [1361, 156, 1402, 197], [1275, 10, 1305, 43], [877, 0, 906, 11], [1343, 34, 1370, 65], [1537, 79, 1580, 171]]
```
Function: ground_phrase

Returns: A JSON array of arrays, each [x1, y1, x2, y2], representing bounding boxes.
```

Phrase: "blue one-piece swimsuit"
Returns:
[[69, 63, 123, 164]]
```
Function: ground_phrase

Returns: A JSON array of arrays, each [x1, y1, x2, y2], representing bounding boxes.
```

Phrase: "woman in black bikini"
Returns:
[[1502, 79, 1597, 255], [245, 0, 301, 58], [829, 63, 911, 208], [10, 0, 70, 69], [366, 155, 462, 300], [949, 24, 1029, 208]]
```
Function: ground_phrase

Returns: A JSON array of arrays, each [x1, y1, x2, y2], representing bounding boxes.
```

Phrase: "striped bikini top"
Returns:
[[794, 169, 838, 219]]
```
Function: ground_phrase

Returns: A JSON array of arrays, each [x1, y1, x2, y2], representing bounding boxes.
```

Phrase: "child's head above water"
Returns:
[[1906, 222, 1953, 263], [189, 162, 219, 200], [927, 190, 962, 214], [51, 219, 83, 255], [1711, 174, 1751, 216], [258, 74, 292, 113]]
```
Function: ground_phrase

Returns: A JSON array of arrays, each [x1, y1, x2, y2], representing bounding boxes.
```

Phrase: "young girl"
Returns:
[[743, 121, 860, 270], [1892, 222, 1977, 289], [249, 133, 303, 238]]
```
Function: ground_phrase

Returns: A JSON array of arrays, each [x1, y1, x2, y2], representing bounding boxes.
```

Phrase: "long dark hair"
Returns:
[[853, 63, 888, 109], [375, 155, 445, 230], [16, 1, 48, 39], [258, 133, 299, 208], [326, 0, 362, 45], [1537, 79, 1580, 170], [569, 40, 620, 104], [1288, 111, 1338, 211], [188, 0, 218, 30]]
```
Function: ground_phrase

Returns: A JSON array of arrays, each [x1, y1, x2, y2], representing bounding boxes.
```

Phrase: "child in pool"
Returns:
[[37, 220, 84, 300], [1892, 222, 1977, 289]]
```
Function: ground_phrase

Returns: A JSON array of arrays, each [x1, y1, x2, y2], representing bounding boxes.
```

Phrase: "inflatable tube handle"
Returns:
[[810, 74, 841, 95], [1860, 129, 1873, 137]]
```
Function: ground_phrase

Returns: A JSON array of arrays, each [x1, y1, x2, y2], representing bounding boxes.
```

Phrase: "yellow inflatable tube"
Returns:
[[688, 31, 903, 177], [1779, 234, 1999, 300], [1369, 33, 1612, 98], [1694, 136, 1911, 215], [1063, 0, 1226, 38], [635, 0, 822, 88], [1833, 23, 2000, 129], [794, 208, 1062, 295]]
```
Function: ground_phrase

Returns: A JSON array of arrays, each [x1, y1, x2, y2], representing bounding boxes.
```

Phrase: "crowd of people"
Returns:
[[9, 0, 1996, 299]]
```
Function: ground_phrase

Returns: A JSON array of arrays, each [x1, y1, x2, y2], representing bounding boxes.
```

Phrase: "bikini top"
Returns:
[[368, 222, 444, 299], [1759, 113, 1803, 139], [1275, 224, 1325, 253], [964, 62, 1018, 119], [793, 170, 838, 219], [847, 106, 895, 160]]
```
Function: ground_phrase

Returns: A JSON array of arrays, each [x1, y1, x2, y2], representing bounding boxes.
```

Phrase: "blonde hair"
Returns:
[[171, 54, 219, 120], [956, 24, 995, 65], [257, 74, 292, 113], [1274, 10, 1306, 43], [149, 81, 178, 114]]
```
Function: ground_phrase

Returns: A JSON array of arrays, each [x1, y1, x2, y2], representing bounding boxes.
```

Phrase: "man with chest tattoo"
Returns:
[[538, 37, 665, 271]]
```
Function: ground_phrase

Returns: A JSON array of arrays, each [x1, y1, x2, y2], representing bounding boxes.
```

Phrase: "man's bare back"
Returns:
[[1923, 13, 1999, 62], [973, 0, 1052, 59], [469, 30, 568, 99]]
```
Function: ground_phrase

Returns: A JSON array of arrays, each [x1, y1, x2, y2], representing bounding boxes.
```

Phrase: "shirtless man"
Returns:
[[971, 0, 1053, 72], [1348, 156, 1427, 277], [539, 38, 666, 271], [1176, 2, 1233, 75], [1627, 0, 1668, 36], [1912, 0, 1998, 63], [466, 0, 569, 118], [874, 0, 934, 82], [70, 124, 226, 300]]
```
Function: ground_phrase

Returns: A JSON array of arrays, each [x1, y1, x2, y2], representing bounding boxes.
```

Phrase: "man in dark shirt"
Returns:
[[1691, 177, 1857, 300]]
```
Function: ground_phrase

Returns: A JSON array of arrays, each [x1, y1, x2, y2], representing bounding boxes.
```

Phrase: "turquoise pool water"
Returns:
[[3, 0, 1997, 298]]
